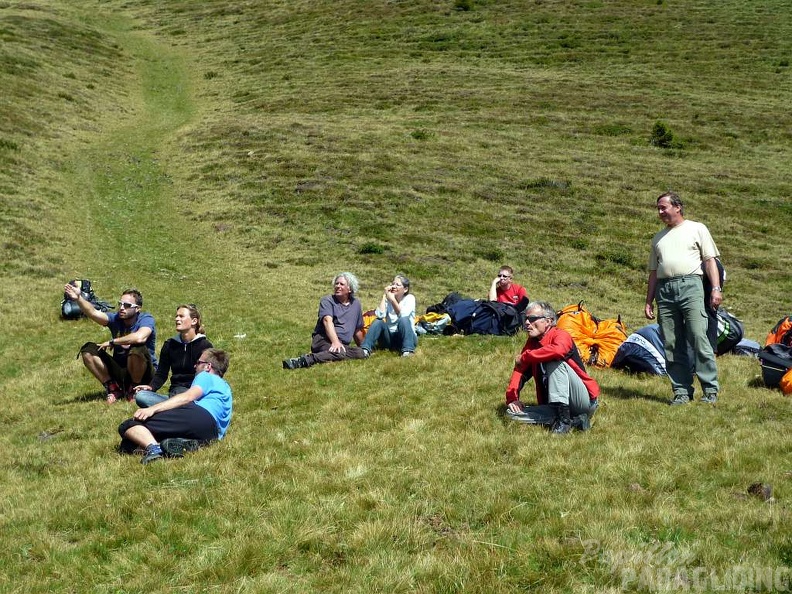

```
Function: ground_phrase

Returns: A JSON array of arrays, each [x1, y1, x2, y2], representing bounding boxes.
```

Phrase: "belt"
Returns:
[[658, 274, 702, 282]]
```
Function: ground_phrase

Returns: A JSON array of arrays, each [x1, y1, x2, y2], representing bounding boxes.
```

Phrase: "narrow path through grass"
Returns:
[[63, 18, 197, 279]]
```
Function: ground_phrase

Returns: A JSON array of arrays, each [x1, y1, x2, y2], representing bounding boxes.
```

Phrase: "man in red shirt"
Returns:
[[504, 301, 599, 433], [488, 265, 529, 307]]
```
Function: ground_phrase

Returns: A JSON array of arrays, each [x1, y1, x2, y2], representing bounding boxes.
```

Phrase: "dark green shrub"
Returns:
[[594, 123, 632, 136], [649, 120, 675, 148], [359, 242, 385, 255], [410, 128, 433, 140], [518, 178, 572, 193], [595, 248, 636, 269], [570, 238, 588, 250], [475, 248, 504, 262]]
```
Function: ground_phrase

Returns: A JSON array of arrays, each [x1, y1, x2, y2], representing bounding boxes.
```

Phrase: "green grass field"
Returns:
[[1, 1, 791, 592]]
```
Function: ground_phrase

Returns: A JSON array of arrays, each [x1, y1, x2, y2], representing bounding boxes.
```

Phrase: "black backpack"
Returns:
[[702, 258, 726, 308], [425, 292, 469, 315], [759, 344, 792, 388], [708, 307, 744, 356], [61, 279, 114, 319]]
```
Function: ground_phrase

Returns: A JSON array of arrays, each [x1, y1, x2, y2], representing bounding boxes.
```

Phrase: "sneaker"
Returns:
[[361, 348, 371, 359], [701, 392, 718, 404], [161, 438, 201, 458], [118, 438, 141, 455], [670, 393, 691, 406], [141, 444, 163, 465], [401, 351, 414, 357], [282, 356, 308, 370], [105, 382, 123, 404]]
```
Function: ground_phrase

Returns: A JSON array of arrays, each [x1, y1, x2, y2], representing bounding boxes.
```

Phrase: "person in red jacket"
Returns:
[[504, 301, 599, 433], [488, 265, 529, 306]]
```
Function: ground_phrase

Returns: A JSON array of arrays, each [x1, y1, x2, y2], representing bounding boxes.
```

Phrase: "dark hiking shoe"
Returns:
[[550, 403, 573, 434], [282, 356, 309, 370], [701, 392, 718, 404], [551, 419, 573, 435], [571, 414, 591, 432], [118, 438, 145, 455], [141, 444, 163, 465], [670, 393, 691, 406], [161, 438, 201, 458]]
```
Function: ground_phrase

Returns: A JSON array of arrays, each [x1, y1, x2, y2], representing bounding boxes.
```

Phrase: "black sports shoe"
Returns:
[[282, 356, 309, 370], [571, 414, 591, 431], [670, 393, 691, 406], [161, 438, 201, 458], [700, 392, 718, 404], [550, 403, 573, 434]]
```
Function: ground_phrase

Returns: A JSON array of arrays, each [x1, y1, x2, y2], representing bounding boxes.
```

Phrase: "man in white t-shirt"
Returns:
[[645, 192, 723, 405]]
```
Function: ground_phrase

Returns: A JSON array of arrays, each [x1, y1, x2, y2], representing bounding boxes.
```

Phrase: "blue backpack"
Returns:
[[446, 300, 524, 336], [611, 324, 667, 376]]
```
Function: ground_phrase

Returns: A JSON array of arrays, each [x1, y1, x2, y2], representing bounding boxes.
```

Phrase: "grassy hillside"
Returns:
[[123, 0, 792, 322], [1, 1, 791, 592]]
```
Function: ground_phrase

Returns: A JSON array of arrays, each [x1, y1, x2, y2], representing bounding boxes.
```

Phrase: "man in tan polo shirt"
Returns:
[[645, 192, 723, 405]]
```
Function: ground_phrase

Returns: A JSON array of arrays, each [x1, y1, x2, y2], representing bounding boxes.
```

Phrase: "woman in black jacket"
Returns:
[[134, 304, 213, 407]]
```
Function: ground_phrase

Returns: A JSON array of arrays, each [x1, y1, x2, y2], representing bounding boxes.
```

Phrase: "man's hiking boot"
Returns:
[[571, 413, 591, 432], [282, 356, 309, 370], [161, 438, 201, 458], [670, 393, 691, 406], [550, 404, 573, 435], [141, 444, 163, 465]]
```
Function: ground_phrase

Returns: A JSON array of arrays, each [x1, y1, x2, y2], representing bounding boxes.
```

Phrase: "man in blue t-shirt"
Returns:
[[118, 348, 233, 465], [64, 284, 157, 404]]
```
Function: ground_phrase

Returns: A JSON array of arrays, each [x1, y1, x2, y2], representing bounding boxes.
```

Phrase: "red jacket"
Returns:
[[505, 326, 600, 404]]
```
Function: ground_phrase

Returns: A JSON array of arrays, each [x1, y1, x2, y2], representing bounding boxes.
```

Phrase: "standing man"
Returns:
[[488, 265, 529, 307], [645, 191, 722, 405], [282, 272, 366, 369], [504, 301, 599, 433], [64, 284, 157, 403]]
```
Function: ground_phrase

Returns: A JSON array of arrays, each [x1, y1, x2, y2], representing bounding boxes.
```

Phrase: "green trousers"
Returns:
[[656, 275, 719, 397]]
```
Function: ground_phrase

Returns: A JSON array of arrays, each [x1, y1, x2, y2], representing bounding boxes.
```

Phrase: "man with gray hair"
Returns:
[[504, 301, 599, 433], [645, 191, 722, 405], [283, 272, 366, 369]]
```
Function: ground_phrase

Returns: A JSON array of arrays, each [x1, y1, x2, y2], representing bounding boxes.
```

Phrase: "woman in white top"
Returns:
[[361, 275, 417, 357]]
